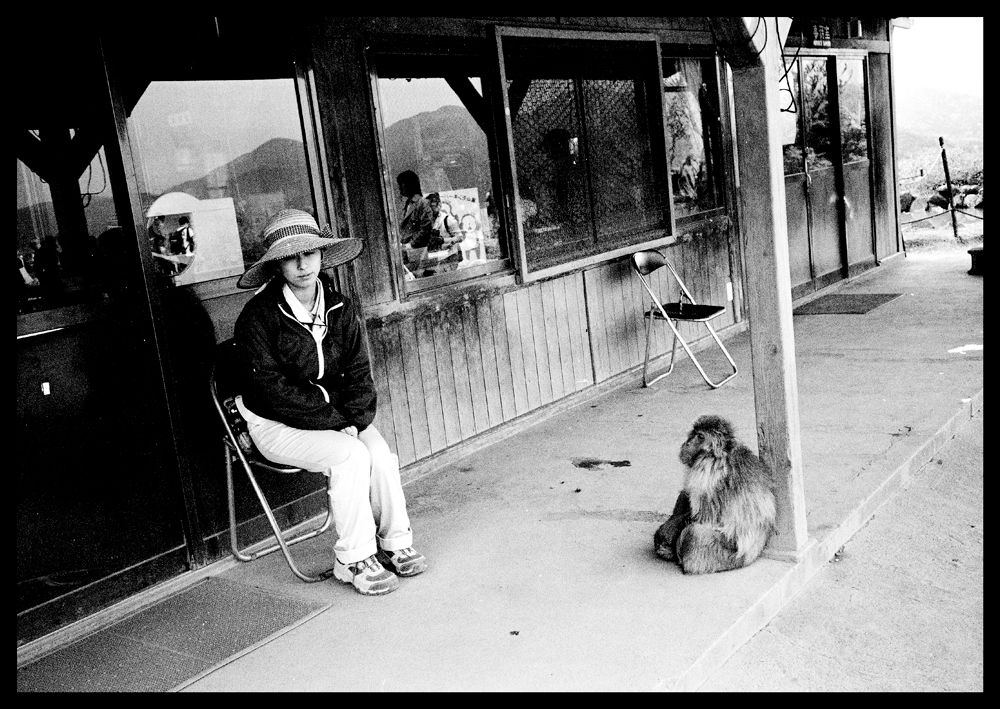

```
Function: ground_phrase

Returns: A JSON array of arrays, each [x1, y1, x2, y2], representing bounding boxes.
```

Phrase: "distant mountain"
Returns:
[[894, 86, 982, 183], [894, 86, 983, 146], [383, 104, 491, 194], [168, 136, 310, 203]]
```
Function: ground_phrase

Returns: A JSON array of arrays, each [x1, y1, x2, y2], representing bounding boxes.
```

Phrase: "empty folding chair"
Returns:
[[209, 338, 335, 582], [630, 249, 738, 389]]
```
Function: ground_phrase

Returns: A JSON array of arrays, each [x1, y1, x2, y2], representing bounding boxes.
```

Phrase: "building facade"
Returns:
[[16, 16, 903, 647]]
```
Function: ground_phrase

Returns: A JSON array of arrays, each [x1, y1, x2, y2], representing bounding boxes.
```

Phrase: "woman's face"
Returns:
[[279, 249, 322, 291]]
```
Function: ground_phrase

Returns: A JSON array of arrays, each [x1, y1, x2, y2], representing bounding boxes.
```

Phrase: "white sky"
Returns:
[[892, 17, 983, 97]]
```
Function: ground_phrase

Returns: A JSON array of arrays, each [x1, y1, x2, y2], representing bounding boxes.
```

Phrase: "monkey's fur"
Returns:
[[654, 415, 777, 574]]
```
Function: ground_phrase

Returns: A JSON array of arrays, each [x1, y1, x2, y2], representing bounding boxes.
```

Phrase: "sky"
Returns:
[[892, 17, 983, 98]]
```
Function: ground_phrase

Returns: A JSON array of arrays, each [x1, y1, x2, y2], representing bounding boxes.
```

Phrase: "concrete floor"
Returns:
[[700, 409, 983, 692], [169, 245, 982, 692]]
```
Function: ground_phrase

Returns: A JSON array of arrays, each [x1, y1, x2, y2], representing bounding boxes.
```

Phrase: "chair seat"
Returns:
[[650, 303, 726, 322]]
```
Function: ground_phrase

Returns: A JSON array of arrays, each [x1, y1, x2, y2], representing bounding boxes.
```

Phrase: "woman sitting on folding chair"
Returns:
[[233, 209, 426, 596]]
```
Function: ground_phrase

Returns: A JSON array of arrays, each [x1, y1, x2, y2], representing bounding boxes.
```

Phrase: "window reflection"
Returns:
[[376, 73, 504, 283], [17, 142, 116, 314], [662, 57, 724, 218], [801, 59, 833, 170], [837, 59, 868, 163], [781, 60, 805, 176], [503, 39, 668, 272], [128, 80, 314, 285]]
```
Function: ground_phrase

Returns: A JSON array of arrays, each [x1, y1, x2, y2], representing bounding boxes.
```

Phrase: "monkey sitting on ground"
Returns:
[[654, 415, 777, 574]]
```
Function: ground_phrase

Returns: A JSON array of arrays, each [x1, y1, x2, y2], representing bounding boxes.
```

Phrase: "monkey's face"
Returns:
[[679, 429, 710, 467], [679, 416, 734, 467]]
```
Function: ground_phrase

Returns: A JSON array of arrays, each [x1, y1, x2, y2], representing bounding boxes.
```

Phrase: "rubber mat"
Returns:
[[793, 293, 903, 315], [17, 577, 329, 692]]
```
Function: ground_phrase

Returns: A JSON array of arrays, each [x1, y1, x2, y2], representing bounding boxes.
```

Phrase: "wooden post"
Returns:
[[939, 137, 964, 245], [713, 18, 809, 557]]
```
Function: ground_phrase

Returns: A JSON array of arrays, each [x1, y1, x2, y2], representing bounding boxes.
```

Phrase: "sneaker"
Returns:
[[333, 555, 399, 596], [377, 547, 427, 577]]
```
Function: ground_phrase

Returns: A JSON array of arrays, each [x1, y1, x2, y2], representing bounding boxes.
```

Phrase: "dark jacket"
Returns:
[[235, 272, 376, 432]]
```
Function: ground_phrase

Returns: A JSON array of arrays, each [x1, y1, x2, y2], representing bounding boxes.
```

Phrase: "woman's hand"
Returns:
[[342, 425, 359, 437]]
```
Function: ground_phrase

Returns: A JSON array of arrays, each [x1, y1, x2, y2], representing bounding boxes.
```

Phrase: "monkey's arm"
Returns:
[[654, 491, 692, 561]]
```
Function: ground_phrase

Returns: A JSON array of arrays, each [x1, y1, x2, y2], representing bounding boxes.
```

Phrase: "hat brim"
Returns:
[[237, 234, 364, 289]]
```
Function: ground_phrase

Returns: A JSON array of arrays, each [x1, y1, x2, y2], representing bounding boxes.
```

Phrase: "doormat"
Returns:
[[17, 577, 329, 693], [793, 293, 903, 315]]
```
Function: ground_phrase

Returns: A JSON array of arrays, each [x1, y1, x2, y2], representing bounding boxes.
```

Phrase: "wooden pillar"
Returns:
[[713, 18, 809, 557]]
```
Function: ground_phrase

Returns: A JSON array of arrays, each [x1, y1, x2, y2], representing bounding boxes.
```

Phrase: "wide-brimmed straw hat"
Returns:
[[237, 209, 363, 289]]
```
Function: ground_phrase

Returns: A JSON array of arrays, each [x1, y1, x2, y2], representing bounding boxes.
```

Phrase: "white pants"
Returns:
[[237, 397, 413, 565]]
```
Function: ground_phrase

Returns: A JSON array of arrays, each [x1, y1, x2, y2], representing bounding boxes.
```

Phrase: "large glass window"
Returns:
[[128, 79, 316, 286], [501, 36, 671, 275], [374, 53, 508, 292], [662, 56, 725, 219], [17, 142, 117, 314], [837, 58, 869, 164]]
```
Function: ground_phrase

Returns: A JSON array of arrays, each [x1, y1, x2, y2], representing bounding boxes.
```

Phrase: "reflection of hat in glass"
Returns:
[[146, 191, 200, 217], [237, 209, 363, 289]]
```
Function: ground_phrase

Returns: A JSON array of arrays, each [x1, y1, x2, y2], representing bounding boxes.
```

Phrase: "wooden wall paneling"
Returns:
[[397, 318, 432, 461], [460, 298, 492, 436], [432, 310, 463, 447], [583, 268, 611, 383], [380, 321, 416, 467], [718, 230, 736, 328], [697, 236, 714, 339], [449, 301, 479, 439], [619, 259, 642, 369], [501, 291, 529, 417], [415, 313, 448, 453], [515, 288, 542, 411], [678, 242, 697, 344], [567, 272, 594, 390], [700, 231, 718, 330], [552, 277, 576, 395], [540, 280, 567, 401], [601, 263, 624, 377], [607, 262, 629, 374], [366, 325, 398, 457], [529, 284, 555, 405], [643, 258, 677, 356], [595, 263, 619, 375], [628, 258, 648, 368], [475, 295, 506, 428]]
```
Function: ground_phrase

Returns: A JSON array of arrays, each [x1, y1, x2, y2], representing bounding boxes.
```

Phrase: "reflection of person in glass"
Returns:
[[146, 192, 199, 279], [679, 155, 699, 202], [31, 234, 64, 302], [396, 170, 435, 249], [426, 192, 462, 252], [535, 129, 573, 226], [234, 209, 426, 596]]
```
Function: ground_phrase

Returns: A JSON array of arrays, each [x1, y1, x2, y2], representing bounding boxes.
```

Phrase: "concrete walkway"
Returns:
[[700, 407, 983, 691], [164, 245, 981, 692]]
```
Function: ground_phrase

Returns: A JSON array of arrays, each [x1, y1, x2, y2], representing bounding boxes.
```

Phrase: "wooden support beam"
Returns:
[[718, 17, 810, 557]]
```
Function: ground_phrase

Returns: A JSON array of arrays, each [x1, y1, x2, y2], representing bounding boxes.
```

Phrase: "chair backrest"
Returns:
[[631, 249, 666, 276], [209, 338, 256, 456], [630, 249, 698, 306]]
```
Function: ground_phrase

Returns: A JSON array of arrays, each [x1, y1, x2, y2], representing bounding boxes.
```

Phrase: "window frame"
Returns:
[[365, 38, 515, 299], [660, 51, 730, 228], [122, 56, 336, 302], [492, 25, 678, 283]]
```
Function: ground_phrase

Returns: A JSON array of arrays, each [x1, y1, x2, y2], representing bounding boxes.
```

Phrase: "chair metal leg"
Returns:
[[226, 443, 336, 583], [642, 310, 679, 388]]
